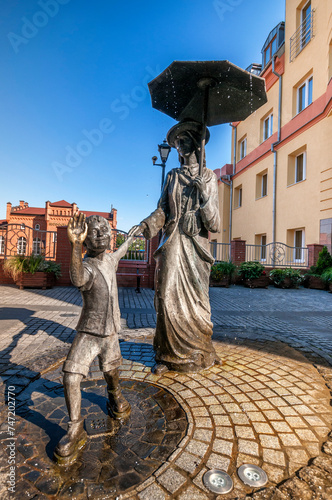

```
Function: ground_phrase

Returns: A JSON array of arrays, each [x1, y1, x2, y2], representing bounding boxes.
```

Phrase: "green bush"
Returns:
[[4, 255, 61, 280], [238, 261, 265, 280], [210, 261, 236, 281], [308, 246, 332, 277], [269, 268, 303, 287], [321, 266, 332, 284]]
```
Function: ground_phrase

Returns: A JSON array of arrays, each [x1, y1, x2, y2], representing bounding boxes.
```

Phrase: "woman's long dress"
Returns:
[[142, 165, 220, 373]]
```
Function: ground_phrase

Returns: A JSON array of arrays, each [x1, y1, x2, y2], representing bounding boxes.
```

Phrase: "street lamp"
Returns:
[[152, 139, 171, 191]]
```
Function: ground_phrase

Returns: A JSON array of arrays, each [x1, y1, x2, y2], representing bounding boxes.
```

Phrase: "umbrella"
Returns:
[[148, 60, 267, 175]]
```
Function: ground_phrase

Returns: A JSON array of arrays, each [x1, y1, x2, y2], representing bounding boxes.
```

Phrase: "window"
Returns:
[[239, 138, 247, 160], [0, 235, 4, 254], [287, 148, 307, 186], [256, 170, 268, 198], [17, 237, 26, 255], [294, 229, 305, 262], [301, 2, 312, 49], [295, 153, 306, 183], [261, 235, 267, 261], [35, 224, 40, 230], [263, 113, 273, 141], [32, 238, 41, 255], [234, 186, 242, 208], [297, 76, 313, 113], [20, 223, 25, 230]]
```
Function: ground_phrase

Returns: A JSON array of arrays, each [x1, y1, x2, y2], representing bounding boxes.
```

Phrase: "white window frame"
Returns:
[[35, 224, 40, 230], [294, 229, 305, 263], [234, 186, 242, 208], [260, 234, 267, 262], [295, 152, 306, 183], [301, 1, 312, 49], [297, 76, 313, 113], [0, 235, 4, 255], [32, 238, 41, 255], [263, 113, 273, 141], [17, 237, 26, 255], [261, 173, 268, 197], [239, 138, 247, 160]]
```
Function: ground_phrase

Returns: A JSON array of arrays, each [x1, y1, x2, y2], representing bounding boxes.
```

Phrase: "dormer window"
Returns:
[[261, 22, 285, 69]]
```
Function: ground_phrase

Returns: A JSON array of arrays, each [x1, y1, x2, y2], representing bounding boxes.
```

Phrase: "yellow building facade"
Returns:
[[215, 0, 332, 263]]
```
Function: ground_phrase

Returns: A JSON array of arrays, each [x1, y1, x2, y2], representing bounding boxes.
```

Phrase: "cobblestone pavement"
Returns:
[[0, 284, 332, 499]]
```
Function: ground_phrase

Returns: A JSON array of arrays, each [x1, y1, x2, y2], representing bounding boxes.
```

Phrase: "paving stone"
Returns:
[[157, 467, 187, 494]]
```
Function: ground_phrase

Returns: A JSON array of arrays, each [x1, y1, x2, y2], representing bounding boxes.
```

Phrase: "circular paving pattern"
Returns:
[[3, 338, 332, 499], [12, 379, 187, 498]]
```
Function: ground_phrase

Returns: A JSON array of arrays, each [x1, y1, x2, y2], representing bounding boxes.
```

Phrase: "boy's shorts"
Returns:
[[63, 331, 122, 377]]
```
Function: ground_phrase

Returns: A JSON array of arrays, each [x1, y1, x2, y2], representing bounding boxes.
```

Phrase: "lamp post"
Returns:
[[152, 139, 171, 192]]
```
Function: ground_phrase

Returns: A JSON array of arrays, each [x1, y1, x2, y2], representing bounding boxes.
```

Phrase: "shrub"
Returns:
[[269, 268, 303, 287], [238, 261, 265, 280], [4, 255, 61, 280], [210, 261, 236, 281], [308, 246, 332, 277], [321, 267, 332, 284]]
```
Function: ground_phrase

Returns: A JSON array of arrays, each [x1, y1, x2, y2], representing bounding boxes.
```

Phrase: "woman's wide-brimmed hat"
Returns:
[[166, 120, 210, 148]]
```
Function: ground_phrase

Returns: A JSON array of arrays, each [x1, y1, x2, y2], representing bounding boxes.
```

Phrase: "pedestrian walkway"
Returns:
[[0, 285, 332, 499]]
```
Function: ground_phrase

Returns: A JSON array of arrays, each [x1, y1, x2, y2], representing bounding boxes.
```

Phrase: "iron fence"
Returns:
[[246, 242, 309, 268], [0, 224, 57, 260], [210, 242, 231, 262], [112, 229, 149, 262]]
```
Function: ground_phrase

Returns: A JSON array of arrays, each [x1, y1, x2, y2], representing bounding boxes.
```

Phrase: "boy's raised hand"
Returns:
[[67, 212, 88, 245], [128, 224, 144, 238]]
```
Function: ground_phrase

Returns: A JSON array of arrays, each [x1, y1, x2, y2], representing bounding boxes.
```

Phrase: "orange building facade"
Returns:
[[214, 0, 332, 266]]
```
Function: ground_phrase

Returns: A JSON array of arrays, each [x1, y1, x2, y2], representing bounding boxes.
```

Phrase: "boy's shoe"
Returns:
[[107, 388, 131, 420], [54, 418, 87, 465]]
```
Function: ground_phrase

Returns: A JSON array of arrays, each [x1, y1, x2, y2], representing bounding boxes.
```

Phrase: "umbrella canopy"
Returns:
[[148, 60, 267, 126]]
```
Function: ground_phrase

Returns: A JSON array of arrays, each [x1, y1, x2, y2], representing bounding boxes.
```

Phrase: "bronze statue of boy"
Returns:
[[54, 213, 141, 465]]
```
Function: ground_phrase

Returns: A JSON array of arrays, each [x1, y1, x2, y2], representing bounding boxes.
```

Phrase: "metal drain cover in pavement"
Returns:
[[238, 464, 268, 487], [85, 415, 121, 437], [203, 469, 233, 494]]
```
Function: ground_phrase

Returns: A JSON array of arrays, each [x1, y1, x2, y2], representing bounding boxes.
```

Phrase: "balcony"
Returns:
[[290, 8, 315, 62]]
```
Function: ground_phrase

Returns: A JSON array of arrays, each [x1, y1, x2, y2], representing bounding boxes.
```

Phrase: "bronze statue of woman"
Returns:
[[140, 120, 221, 374]]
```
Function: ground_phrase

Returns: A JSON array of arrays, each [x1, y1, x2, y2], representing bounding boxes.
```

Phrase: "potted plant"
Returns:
[[4, 255, 61, 290], [238, 261, 269, 288], [269, 268, 304, 289], [305, 246, 332, 290], [321, 267, 332, 293], [210, 261, 236, 287]]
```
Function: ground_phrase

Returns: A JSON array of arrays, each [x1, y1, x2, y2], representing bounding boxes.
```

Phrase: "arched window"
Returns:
[[35, 224, 40, 230], [0, 235, 4, 255], [17, 237, 26, 255], [32, 238, 41, 255]]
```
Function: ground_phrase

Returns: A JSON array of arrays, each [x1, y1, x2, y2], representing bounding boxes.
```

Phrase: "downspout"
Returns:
[[229, 123, 237, 253], [271, 55, 282, 265]]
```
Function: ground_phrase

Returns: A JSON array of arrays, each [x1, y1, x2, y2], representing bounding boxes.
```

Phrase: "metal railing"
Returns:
[[290, 9, 315, 62], [210, 242, 231, 262], [112, 229, 149, 262], [246, 242, 309, 268], [0, 224, 57, 260]]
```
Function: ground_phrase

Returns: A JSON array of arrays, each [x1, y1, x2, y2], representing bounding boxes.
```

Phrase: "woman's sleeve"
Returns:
[[200, 171, 220, 233]]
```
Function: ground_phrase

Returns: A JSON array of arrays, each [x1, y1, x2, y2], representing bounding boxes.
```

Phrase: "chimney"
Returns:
[[6, 202, 12, 221], [111, 208, 117, 229], [19, 200, 25, 209]]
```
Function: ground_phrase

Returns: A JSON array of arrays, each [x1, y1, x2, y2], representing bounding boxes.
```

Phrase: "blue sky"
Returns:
[[1, 0, 285, 231]]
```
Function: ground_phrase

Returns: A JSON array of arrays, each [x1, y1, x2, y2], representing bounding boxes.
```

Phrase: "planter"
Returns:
[[210, 276, 230, 288], [273, 277, 297, 289], [15, 272, 55, 290], [306, 276, 327, 290], [244, 276, 270, 289]]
